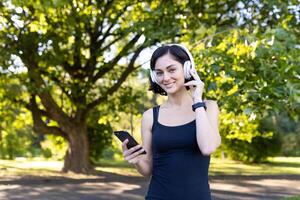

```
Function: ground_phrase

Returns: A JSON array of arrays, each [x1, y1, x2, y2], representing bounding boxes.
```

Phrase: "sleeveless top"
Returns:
[[145, 106, 211, 200]]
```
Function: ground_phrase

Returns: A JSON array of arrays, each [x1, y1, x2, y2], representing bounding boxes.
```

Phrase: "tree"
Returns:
[[0, 0, 190, 173]]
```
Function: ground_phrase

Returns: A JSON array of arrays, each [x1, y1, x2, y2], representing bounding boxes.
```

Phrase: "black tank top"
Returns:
[[145, 105, 211, 200]]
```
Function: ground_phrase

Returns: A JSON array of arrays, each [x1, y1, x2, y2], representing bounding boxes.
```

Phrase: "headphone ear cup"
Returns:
[[184, 61, 192, 79], [150, 70, 158, 83]]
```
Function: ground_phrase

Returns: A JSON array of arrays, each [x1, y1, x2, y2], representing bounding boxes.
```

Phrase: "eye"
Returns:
[[155, 71, 163, 76], [169, 68, 176, 73]]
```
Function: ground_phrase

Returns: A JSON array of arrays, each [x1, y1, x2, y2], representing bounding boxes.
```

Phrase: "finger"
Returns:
[[128, 149, 144, 160], [128, 158, 138, 164], [121, 139, 129, 151], [190, 69, 201, 81], [125, 146, 144, 159], [124, 145, 142, 157], [126, 148, 145, 161], [183, 81, 199, 86], [128, 152, 143, 164], [184, 79, 204, 88], [128, 144, 142, 155]]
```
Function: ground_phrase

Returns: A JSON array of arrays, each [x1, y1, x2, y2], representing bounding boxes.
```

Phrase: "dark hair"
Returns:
[[149, 44, 192, 95]]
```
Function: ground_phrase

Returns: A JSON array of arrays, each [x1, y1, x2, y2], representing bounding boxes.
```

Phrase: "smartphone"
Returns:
[[114, 131, 147, 154]]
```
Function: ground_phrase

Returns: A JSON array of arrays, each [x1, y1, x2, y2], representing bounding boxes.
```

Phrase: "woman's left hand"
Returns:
[[183, 68, 205, 102]]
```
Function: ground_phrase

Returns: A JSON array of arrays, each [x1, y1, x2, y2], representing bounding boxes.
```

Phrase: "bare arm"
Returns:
[[134, 108, 153, 178], [122, 108, 153, 178], [183, 68, 221, 155], [195, 100, 221, 155]]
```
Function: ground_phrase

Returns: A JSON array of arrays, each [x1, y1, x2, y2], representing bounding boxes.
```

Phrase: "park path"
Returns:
[[0, 171, 300, 200]]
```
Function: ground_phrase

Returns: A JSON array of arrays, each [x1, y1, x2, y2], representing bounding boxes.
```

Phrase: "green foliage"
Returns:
[[40, 134, 67, 160], [282, 133, 300, 156], [188, 24, 299, 162], [86, 107, 113, 163], [88, 123, 113, 163], [0, 110, 36, 159], [272, 112, 300, 156], [1, 130, 21, 159], [224, 134, 282, 163], [194, 26, 299, 120], [0, 75, 35, 159], [216, 110, 281, 162]]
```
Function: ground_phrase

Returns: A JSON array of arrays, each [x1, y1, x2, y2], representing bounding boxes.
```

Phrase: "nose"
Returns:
[[162, 72, 171, 82]]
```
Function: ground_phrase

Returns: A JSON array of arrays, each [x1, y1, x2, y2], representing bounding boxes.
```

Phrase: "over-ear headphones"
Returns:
[[150, 43, 195, 84]]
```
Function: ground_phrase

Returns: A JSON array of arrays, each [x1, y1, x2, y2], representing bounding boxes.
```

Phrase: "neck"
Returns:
[[164, 88, 193, 108]]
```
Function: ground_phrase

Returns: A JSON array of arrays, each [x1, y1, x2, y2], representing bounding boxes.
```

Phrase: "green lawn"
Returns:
[[95, 156, 300, 176], [209, 157, 300, 176], [281, 197, 300, 200], [0, 156, 299, 178]]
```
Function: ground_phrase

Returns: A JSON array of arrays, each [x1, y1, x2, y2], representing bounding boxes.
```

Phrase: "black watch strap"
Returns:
[[192, 102, 207, 111]]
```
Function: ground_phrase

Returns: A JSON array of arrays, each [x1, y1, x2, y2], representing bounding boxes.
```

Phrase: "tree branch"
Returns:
[[13, 98, 53, 120], [30, 95, 68, 140], [85, 33, 126, 75], [84, 41, 148, 116], [20, 52, 73, 126], [91, 33, 142, 83], [95, 0, 115, 40]]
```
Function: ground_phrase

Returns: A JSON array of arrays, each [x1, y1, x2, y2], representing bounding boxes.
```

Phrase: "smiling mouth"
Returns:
[[164, 82, 175, 88]]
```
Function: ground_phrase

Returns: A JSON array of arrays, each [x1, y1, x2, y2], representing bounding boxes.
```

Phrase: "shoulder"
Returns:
[[142, 107, 154, 120], [141, 107, 155, 129]]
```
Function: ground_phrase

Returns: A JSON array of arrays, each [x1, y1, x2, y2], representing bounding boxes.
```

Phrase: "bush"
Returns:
[[282, 133, 300, 156], [220, 113, 282, 163], [0, 127, 35, 159], [88, 123, 113, 164], [40, 135, 67, 160], [224, 133, 282, 163]]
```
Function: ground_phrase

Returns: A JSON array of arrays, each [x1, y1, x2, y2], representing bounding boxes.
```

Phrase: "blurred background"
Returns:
[[0, 0, 299, 199]]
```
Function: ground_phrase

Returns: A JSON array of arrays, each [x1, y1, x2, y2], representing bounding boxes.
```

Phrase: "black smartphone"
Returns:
[[114, 131, 146, 154]]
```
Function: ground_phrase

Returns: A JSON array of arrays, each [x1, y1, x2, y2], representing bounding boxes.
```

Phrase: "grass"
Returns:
[[0, 156, 299, 178], [0, 157, 95, 179], [209, 157, 300, 176], [96, 156, 300, 177], [281, 196, 300, 200]]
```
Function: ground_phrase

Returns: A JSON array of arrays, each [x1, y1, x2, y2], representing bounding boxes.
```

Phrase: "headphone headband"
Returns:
[[166, 43, 195, 69]]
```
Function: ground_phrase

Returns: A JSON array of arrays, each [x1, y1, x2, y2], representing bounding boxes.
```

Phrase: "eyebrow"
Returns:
[[155, 64, 176, 71]]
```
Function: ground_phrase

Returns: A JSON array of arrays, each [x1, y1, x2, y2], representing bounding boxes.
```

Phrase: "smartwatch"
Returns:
[[192, 102, 207, 111]]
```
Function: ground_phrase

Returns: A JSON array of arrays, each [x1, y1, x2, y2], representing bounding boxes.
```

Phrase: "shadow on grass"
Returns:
[[0, 169, 147, 185]]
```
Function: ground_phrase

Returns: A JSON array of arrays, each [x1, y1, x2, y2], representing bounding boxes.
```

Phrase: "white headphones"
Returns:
[[149, 43, 195, 84]]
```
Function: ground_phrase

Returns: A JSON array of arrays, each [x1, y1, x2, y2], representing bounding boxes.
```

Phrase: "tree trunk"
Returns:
[[62, 124, 93, 174]]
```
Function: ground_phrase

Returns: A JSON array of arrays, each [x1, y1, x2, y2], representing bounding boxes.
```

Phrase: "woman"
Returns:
[[121, 44, 221, 200]]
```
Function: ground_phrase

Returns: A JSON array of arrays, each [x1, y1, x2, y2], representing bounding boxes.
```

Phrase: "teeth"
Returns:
[[165, 83, 174, 88]]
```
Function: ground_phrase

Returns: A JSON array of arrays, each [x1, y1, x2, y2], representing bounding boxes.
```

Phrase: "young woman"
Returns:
[[121, 44, 221, 200]]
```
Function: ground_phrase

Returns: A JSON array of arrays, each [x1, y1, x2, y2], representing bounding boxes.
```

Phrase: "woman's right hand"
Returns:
[[122, 139, 146, 165]]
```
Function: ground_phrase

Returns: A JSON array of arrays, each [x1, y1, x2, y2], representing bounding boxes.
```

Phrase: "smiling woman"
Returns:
[[118, 44, 221, 200]]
